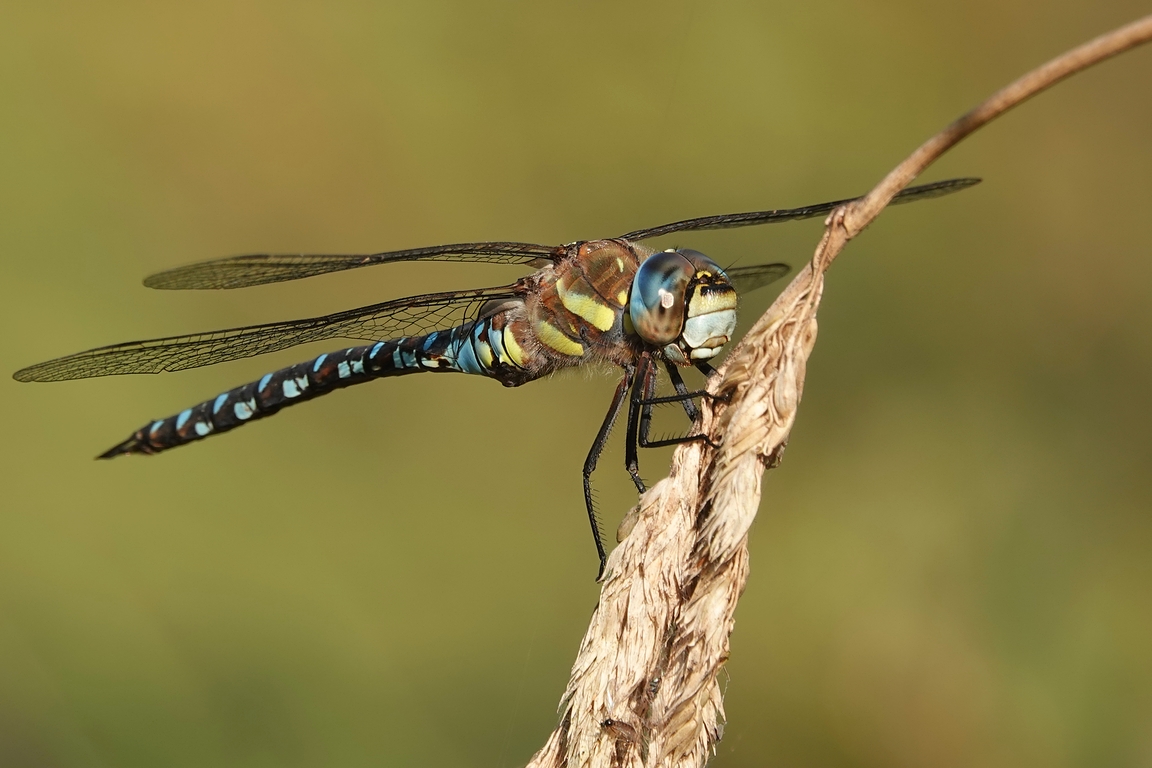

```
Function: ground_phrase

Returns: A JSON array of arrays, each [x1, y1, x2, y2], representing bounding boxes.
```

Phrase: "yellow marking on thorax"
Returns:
[[579, 241, 637, 309], [534, 319, 585, 357], [557, 276, 616, 332], [501, 326, 528, 367], [617, 290, 629, 306]]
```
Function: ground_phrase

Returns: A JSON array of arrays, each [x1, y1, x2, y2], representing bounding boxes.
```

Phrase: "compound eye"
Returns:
[[629, 250, 693, 345]]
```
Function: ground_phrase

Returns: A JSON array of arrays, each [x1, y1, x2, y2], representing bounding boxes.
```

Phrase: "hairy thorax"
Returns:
[[495, 240, 652, 385]]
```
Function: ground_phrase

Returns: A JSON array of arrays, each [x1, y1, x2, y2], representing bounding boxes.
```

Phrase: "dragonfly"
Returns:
[[14, 177, 978, 577]]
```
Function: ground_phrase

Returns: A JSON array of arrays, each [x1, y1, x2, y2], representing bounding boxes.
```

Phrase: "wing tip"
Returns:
[[12, 363, 58, 383], [143, 264, 300, 291], [928, 176, 982, 194], [892, 176, 983, 206], [143, 268, 222, 290], [142, 273, 174, 289]]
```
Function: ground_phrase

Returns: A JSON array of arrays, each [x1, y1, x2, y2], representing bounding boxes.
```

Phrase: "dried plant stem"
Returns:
[[527, 15, 1152, 768]]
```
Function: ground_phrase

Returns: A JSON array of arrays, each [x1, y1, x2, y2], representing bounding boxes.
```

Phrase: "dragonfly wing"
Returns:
[[618, 177, 980, 241], [144, 241, 561, 290], [13, 285, 520, 382], [726, 263, 792, 295]]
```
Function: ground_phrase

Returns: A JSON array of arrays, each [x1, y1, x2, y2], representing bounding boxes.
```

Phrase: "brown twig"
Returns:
[[526, 14, 1152, 768]]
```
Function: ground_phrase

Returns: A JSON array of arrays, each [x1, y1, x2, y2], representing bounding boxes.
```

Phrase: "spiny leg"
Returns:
[[635, 361, 731, 415], [638, 432, 714, 449], [637, 362, 718, 450], [693, 360, 732, 404], [665, 363, 701, 422], [633, 362, 709, 448], [636, 360, 663, 449], [584, 364, 635, 580], [636, 362, 718, 416], [624, 355, 657, 494]]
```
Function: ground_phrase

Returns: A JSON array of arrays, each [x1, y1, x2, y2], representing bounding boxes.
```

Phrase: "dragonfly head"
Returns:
[[629, 249, 738, 366]]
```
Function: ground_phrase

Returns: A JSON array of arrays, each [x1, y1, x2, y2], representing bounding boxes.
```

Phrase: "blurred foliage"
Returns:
[[1, 2, 1150, 767]]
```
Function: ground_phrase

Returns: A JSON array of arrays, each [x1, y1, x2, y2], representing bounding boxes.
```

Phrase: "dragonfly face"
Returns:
[[629, 248, 738, 366], [13, 177, 979, 578]]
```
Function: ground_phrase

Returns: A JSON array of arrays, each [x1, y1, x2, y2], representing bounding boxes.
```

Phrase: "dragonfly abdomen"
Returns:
[[99, 343, 382, 458], [98, 319, 529, 458]]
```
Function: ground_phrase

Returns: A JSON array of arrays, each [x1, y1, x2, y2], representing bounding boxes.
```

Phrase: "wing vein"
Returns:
[[14, 286, 520, 382], [145, 242, 559, 290], [617, 177, 980, 241]]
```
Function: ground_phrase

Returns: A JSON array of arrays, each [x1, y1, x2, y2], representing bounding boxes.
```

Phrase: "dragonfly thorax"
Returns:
[[629, 248, 737, 366]]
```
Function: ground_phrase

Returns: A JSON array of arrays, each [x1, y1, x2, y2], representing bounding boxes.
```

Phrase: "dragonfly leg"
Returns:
[[665, 363, 701, 421], [635, 359, 664, 449], [584, 364, 635, 580], [624, 357, 657, 495], [695, 360, 732, 403], [639, 432, 715, 449], [634, 362, 725, 416], [636, 362, 718, 450], [636, 391, 712, 407]]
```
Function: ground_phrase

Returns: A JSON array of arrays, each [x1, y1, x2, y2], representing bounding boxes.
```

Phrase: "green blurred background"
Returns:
[[2, 2, 1150, 766]]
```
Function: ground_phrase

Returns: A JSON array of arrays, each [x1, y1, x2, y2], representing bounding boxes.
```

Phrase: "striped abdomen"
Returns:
[[100, 315, 532, 458]]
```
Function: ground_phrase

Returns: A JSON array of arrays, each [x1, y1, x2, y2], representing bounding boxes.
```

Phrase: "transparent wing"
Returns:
[[726, 263, 792, 295], [13, 285, 520, 382], [618, 177, 980, 241], [144, 241, 561, 290]]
